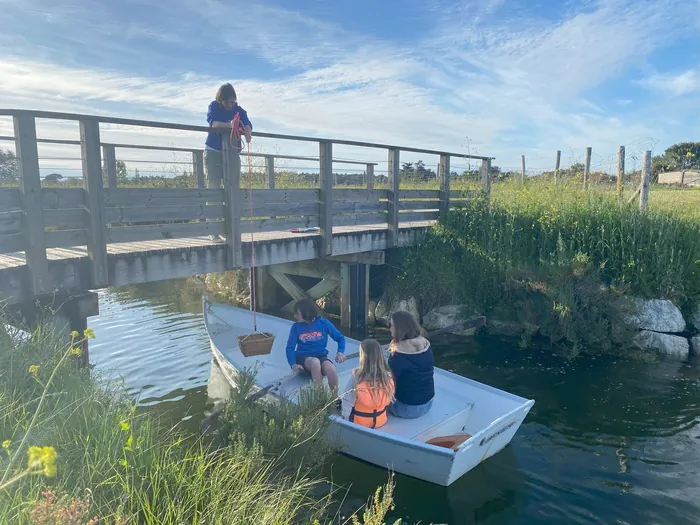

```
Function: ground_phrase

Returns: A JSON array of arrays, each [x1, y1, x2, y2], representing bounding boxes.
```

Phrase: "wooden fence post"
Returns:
[[222, 139, 241, 267], [480, 158, 491, 199], [554, 150, 561, 182], [264, 155, 275, 189], [319, 141, 333, 258], [102, 145, 117, 188], [80, 118, 108, 287], [584, 147, 592, 190], [640, 150, 651, 212], [366, 163, 374, 191], [521, 155, 526, 182], [617, 146, 625, 201], [193, 150, 205, 189], [387, 148, 400, 248], [14, 113, 49, 295], [439, 154, 450, 216]]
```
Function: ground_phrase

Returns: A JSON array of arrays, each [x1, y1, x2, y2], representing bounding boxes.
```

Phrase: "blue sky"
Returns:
[[0, 0, 699, 175]]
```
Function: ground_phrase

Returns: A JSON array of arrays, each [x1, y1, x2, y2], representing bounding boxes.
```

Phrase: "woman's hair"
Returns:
[[390, 311, 423, 342], [294, 297, 318, 323], [215, 83, 237, 104], [355, 339, 394, 404]]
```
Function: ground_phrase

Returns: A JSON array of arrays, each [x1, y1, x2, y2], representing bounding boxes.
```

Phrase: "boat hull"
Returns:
[[209, 339, 532, 487]]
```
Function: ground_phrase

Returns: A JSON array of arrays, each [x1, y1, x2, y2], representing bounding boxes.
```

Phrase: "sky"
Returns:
[[0, 0, 699, 176]]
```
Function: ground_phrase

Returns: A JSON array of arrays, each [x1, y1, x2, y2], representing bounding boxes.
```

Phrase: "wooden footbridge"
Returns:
[[0, 109, 492, 337]]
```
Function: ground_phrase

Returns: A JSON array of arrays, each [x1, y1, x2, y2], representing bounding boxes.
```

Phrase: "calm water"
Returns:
[[88, 279, 700, 525]]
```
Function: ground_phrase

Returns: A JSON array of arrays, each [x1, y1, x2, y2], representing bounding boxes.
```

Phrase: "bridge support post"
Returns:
[[10, 291, 99, 367], [222, 139, 242, 268], [251, 267, 277, 312], [439, 154, 450, 217], [387, 149, 400, 248], [340, 262, 369, 339]]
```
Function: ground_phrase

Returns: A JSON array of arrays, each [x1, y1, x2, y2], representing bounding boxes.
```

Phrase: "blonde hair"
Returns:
[[354, 339, 395, 404]]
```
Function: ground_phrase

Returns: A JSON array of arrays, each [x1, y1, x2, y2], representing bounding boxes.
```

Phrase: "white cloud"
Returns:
[[639, 69, 700, 97], [0, 0, 698, 174]]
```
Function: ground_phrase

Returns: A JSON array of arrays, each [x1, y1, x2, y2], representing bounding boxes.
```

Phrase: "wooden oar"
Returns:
[[244, 315, 486, 402]]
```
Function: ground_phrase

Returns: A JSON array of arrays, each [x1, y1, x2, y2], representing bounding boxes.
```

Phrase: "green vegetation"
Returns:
[[387, 177, 700, 356], [0, 318, 399, 524]]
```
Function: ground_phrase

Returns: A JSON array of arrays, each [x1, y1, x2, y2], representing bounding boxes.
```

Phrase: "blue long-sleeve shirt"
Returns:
[[285, 317, 346, 367], [205, 100, 252, 151]]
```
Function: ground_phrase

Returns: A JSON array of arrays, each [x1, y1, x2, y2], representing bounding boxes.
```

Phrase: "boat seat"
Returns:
[[376, 387, 474, 441]]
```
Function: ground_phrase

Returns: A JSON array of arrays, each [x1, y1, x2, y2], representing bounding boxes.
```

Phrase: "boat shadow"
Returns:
[[326, 443, 526, 525]]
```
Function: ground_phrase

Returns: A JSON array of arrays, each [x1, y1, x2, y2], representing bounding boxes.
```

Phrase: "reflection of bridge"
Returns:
[[0, 109, 493, 342]]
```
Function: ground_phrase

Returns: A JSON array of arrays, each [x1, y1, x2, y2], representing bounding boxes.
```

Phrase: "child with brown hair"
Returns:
[[387, 310, 434, 419], [340, 339, 395, 429], [285, 297, 346, 390]]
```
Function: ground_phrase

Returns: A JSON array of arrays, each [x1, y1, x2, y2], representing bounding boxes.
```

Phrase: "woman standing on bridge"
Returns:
[[205, 83, 253, 241]]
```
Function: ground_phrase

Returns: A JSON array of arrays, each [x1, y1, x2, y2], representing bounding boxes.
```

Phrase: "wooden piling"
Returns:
[[617, 146, 625, 201], [640, 150, 651, 212], [583, 147, 592, 190]]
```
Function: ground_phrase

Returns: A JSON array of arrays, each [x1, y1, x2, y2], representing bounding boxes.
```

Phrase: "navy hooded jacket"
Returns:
[[387, 336, 435, 406]]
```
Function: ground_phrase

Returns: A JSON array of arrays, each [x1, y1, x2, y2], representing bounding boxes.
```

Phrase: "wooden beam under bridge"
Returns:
[[254, 253, 380, 338]]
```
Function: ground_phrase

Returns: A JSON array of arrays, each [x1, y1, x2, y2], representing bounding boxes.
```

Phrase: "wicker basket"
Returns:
[[237, 332, 275, 357]]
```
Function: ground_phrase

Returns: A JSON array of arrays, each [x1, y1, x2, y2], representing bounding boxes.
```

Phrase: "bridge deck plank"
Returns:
[[0, 221, 434, 270]]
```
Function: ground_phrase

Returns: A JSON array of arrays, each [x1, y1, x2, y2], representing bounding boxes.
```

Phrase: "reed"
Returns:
[[0, 317, 399, 524], [388, 177, 700, 355]]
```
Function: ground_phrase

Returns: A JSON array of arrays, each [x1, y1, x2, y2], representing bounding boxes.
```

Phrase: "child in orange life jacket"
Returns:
[[340, 339, 395, 429]]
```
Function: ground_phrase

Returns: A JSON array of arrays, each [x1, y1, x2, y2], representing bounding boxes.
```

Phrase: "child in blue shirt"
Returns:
[[286, 298, 346, 390]]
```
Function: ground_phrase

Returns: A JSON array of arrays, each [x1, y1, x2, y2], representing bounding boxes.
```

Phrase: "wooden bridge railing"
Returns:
[[0, 109, 494, 296]]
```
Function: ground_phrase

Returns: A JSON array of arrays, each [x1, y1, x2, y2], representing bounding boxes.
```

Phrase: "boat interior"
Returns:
[[205, 301, 526, 451]]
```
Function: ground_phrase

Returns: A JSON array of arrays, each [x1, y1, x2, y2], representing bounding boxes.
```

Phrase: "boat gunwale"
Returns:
[[203, 299, 533, 460]]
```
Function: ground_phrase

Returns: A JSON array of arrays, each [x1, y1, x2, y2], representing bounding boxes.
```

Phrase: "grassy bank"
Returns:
[[388, 178, 700, 356], [0, 320, 398, 524]]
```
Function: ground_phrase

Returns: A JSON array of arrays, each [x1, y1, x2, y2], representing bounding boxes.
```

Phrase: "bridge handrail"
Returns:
[[0, 109, 493, 161], [0, 108, 493, 299]]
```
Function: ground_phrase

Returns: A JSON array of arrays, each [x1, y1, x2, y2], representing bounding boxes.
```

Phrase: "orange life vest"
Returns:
[[350, 379, 394, 429]]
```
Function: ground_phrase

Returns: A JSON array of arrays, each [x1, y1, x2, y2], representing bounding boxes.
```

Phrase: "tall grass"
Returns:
[[388, 177, 700, 355], [0, 318, 399, 524]]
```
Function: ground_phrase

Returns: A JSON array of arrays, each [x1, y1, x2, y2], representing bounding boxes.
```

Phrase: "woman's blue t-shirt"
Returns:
[[205, 100, 252, 151]]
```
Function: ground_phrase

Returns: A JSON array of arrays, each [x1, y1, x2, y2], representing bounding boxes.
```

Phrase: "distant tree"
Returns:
[[401, 162, 414, 173], [651, 142, 699, 183], [44, 173, 63, 183], [0, 149, 18, 184], [663, 142, 700, 171], [116, 160, 129, 184]]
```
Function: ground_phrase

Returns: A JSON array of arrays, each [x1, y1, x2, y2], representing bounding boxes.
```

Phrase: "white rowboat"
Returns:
[[203, 299, 535, 486]]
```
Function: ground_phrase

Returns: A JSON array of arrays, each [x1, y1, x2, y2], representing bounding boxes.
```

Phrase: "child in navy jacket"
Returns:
[[286, 298, 346, 390]]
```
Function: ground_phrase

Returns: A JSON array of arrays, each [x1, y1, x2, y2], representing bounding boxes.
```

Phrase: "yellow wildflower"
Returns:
[[2, 440, 10, 451], [119, 421, 131, 432], [28, 365, 39, 377], [27, 446, 57, 478], [69, 347, 83, 357], [83, 328, 96, 339], [70, 330, 80, 339]]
